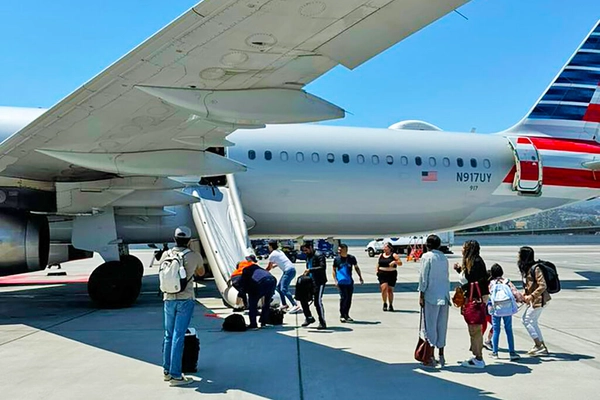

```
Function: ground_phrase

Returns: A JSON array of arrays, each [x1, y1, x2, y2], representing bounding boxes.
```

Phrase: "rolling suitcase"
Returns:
[[182, 328, 200, 373]]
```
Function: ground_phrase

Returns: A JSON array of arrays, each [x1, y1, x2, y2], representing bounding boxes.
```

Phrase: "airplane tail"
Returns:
[[506, 20, 600, 141]]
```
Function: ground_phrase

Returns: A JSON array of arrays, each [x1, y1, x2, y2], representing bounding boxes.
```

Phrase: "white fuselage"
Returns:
[[228, 125, 595, 237], [0, 107, 597, 239]]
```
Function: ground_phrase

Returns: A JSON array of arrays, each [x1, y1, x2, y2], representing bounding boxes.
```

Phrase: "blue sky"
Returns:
[[1, 0, 599, 133]]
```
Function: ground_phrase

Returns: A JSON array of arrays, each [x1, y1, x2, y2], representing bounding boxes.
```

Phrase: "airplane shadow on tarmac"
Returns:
[[0, 273, 597, 400]]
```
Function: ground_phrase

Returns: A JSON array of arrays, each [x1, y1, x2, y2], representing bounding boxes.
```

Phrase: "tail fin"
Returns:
[[507, 20, 600, 140]]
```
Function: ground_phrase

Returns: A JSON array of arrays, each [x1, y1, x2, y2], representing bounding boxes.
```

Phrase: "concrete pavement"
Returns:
[[0, 245, 599, 399]]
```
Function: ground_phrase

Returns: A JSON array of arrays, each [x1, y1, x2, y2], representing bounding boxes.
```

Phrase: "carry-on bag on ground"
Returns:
[[182, 328, 200, 373]]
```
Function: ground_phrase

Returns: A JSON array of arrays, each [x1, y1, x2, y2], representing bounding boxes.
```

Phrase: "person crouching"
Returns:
[[240, 261, 277, 329]]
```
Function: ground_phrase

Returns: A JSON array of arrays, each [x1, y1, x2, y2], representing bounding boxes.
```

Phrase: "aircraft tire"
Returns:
[[88, 261, 141, 308], [121, 254, 144, 278]]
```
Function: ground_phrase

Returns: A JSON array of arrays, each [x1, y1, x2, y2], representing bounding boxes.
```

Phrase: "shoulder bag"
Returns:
[[462, 282, 487, 325]]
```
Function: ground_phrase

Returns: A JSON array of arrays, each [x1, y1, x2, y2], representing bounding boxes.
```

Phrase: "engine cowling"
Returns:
[[0, 211, 49, 276], [48, 244, 93, 266]]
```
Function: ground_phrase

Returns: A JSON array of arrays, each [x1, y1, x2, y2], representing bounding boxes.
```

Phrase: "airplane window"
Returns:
[[372, 155, 380, 165], [457, 158, 464, 167], [470, 158, 477, 168], [296, 152, 304, 162], [312, 152, 320, 163], [386, 155, 393, 165], [357, 154, 365, 164], [400, 156, 408, 166], [280, 151, 289, 161], [442, 157, 450, 167], [483, 159, 491, 169], [415, 156, 422, 166], [327, 153, 335, 163], [248, 150, 256, 160], [265, 150, 272, 161], [429, 157, 436, 167], [343, 154, 350, 164]]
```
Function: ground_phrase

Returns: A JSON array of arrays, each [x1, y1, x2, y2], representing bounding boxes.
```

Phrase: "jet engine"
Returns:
[[0, 211, 50, 276]]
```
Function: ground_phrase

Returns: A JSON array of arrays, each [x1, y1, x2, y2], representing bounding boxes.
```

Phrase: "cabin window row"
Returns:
[[247, 150, 491, 169]]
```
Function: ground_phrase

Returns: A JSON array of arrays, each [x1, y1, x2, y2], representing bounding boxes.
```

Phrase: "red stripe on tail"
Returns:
[[503, 166, 599, 189], [583, 103, 600, 123]]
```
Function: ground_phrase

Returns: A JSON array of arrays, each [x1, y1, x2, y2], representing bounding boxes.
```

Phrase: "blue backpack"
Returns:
[[488, 279, 518, 317]]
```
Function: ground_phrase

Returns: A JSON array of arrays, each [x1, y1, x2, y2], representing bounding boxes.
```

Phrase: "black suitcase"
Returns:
[[182, 328, 200, 373]]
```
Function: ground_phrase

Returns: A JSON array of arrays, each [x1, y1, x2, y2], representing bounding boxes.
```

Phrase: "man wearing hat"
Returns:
[[162, 226, 205, 386]]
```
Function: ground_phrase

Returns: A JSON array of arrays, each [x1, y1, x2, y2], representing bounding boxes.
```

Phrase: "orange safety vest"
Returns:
[[231, 260, 254, 277]]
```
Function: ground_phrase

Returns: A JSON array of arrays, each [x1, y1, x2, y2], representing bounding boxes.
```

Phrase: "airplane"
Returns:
[[1, 0, 600, 308]]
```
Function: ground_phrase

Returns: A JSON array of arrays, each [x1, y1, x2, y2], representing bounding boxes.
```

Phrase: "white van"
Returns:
[[365, 232, 454, 257]]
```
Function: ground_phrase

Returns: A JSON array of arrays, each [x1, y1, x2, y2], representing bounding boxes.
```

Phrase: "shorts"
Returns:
[[377, 270, 398, 287]]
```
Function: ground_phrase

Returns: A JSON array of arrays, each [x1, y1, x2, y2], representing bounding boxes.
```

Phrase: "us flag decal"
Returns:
[[422, 171, 438, 181]]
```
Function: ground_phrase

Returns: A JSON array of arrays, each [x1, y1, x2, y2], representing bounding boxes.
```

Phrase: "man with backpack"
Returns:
[[517, 246, 559, 357], [332, 243, 364, 323], [160, 226, 204, 386]]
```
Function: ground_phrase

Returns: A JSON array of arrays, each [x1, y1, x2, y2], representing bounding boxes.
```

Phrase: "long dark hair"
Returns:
[[518, 246, 536, 276], [462, 240, 481, 274]]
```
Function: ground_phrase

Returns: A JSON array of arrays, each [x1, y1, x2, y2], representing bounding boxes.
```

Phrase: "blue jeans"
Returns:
[[492, 315, 515, 354], [163, 299, 195, 378], [277, 268, 297, 307]]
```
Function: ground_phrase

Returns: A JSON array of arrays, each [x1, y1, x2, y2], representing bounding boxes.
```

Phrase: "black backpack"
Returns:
[[266, 307, 284, 325], [531, 260, 561, 294], [222, 313, 247, 332], [295, 275, 314, 302]]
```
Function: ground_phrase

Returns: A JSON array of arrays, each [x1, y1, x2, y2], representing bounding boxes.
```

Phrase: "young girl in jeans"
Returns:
[[488, 263, 524, 361]]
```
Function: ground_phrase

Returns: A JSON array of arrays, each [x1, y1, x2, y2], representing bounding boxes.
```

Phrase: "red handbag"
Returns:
[[462, 282, 487, 325], [414, 307, 434, 363]]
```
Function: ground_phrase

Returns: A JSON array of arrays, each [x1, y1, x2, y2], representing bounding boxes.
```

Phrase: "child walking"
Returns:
[[488, 263, 524, 361]]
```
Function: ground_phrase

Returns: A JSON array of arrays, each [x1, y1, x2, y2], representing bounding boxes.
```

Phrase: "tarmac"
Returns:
[[1, 245, 599, 399]]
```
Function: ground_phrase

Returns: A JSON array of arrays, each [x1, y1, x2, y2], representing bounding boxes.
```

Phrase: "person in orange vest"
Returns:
[[229, 256, 256, 311]]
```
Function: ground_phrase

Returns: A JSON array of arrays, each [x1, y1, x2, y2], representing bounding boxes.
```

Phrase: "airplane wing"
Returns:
[[0, 0, 469, 198]]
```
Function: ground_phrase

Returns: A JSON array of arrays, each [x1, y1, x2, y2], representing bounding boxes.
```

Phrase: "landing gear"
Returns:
[[87, 255, 143, 308]]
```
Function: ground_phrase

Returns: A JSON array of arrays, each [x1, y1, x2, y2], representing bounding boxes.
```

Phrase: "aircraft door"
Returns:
[[507, 137, 542, 195]]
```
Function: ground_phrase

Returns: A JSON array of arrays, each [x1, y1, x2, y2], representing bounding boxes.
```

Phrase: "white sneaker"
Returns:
[[530, 346, 549, 357], [288, 305, 302, 314], [461, 358, 485, 369], [170, 376, 194, 386]]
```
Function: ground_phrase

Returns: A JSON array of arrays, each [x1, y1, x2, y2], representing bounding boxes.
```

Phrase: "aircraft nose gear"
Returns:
[[87, 256, 142, 308]]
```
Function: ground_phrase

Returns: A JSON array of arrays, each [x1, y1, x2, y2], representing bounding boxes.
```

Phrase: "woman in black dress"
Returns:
[[377, 242, 402, 311]]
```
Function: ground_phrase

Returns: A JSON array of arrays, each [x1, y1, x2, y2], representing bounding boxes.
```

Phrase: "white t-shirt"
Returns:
[[268, 249, 295, 272]]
